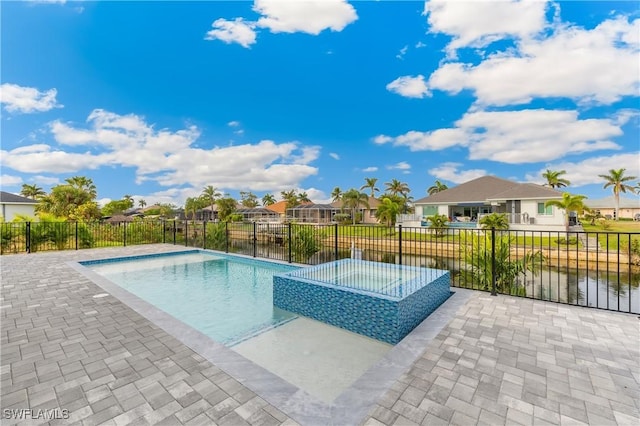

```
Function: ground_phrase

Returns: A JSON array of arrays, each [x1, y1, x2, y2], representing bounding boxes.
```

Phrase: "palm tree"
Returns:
[[331, 187, 343, 203], [20, 184, 46, 199], [360, 178, 380, 198], [138, 199, 147, 208], [598, 168, 637, 220], [427, 180, 448, 195], [375, 197, 400, 227], [542, 169, 570, 189], [123, 194, 134, 209], [297, 191, 311, 203], [478, 213, 509, 230], [545, 193, 587, 229], [385, 179, 410, 197], [281, 190, 299, 209], [201, 185, 221, 219], [262, 194, 276, 206], [341, 189, 369, 225], [65, 176, 97, 199]]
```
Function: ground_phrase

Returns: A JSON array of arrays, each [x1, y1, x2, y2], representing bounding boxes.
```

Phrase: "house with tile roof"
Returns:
[[402, 176, 566, 231], [0, 191, 38, 221]]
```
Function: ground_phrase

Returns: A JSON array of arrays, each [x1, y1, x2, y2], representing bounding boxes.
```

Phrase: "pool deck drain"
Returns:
[[1, 244, 638, 426]]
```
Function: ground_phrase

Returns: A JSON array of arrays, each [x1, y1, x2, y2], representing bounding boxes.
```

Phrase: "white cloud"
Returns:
[[228, 120, 240, 127], [415, 41, 426, 48], [0, 175, 23, 186], [525, 153, 640, 188], [31, 175, 60, 186], [362, 166, 378, 172], [329, 152, 340, 160], [0, 109, 320, 192], [234, 129, 245, 135], [375, 128, 467, 152], [377, 109, 626, 164], [424, 0, 548, 56], [387, 161, 411, 171], [428, 162, 486, 184], [0, 83, 62, 114], [428, 16, 640, 106], [254, 0, 357, 35], [205, 18, 257, 48], [458, 109, 623, 163], [386, 75, 430, 99], [396, 45, 408, 60], [300, 187, 330, 204]]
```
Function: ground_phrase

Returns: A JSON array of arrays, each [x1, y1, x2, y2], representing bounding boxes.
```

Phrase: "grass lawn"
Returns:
[[582, 220, 640, 251]]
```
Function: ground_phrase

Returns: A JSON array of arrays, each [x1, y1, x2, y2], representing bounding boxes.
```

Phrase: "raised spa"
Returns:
[[273, 259, 451, 344]]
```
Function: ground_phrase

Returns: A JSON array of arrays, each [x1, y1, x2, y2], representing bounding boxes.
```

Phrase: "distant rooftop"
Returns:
[[0, 191, 38, 204]]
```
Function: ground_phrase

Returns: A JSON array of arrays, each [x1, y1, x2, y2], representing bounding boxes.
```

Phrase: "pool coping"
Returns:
[[68, 248, 474, 426]]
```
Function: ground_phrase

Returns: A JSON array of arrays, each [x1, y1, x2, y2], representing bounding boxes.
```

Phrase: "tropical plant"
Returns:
[[262, 194, 276, 206], [385, 179, 410, 197], [478, 213, 509, 230], [65, 176, 97, 198], [545, 193, 587, 228], [102, 199, 134, 216], [123, 195, 134, 209], [20, 184, 46, 199], [281, 190, 300, 209], [598, 168, 637, 221], [375, 197, 400, 227], [36, 183, 100, 220], [331, 187, 343, 203], [427, 180, 448, 195], [341, 189, 369, 225], [216, 197, 238, 222], [288, 225, 321, 263], [542, 169, 570, 189], [427, 214, 449, 237], [462, 231, 545, 295], [240, 191, 259, 208], [581, 207, 602, 226], [205, 222, 227, 250], [138, 199, 147, 208], [360, 178, 380, 197], [201, 185, 221, 215], [185, 196, 207, 220], [297, 191, 311, 203]]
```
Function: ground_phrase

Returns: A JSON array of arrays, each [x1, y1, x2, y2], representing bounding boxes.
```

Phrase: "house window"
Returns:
[[537, 203, 553, 215]]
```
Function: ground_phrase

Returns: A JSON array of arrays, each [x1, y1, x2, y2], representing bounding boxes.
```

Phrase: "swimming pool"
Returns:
[[85, 251, 298, 345]]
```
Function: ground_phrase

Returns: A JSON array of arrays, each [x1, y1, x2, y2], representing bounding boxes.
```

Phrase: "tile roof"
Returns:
[[584, 196, 640, 208], [331, 196, 381, 209], [0, 191, 38, 204]]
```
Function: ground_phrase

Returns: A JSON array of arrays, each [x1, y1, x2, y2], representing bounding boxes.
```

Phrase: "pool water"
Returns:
[[87, 252, 298, 345]]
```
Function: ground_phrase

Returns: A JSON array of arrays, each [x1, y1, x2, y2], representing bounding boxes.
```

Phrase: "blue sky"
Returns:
[[1, 0, 639, 207]]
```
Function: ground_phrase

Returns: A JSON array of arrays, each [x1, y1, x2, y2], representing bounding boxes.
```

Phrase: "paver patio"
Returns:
[[1, 245, 638, 425]]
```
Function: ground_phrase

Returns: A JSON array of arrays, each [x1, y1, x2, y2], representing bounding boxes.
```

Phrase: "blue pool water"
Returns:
[[85, 252, 298, 345]]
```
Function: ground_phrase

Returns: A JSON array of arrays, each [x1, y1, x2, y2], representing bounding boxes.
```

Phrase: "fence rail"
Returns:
[[2, 220, 638, 313]]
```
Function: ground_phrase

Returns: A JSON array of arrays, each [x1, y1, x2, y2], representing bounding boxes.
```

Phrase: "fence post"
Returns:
[[398, 224, 403, 265], [184, 220, 188, 247], [253, 222, 257, 257], [491, 227, 497, 296], [173, 221, 177, 245], [163, 221, 166, 244], [203, 221, 207, 249], [123, 222, 127, 247], [225, 222, 229, 253], [26, 222, 31, 253], [334, 223, 338, 260], [288, 223, 292, 263], [75, 222, 78, 250]]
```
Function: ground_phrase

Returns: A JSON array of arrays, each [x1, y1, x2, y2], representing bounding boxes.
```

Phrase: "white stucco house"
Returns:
[[0, 191, 38, 221], [400, 176, 567, 231]]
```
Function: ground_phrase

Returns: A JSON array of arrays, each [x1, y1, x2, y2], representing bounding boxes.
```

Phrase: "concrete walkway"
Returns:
[[1, 245, 638, 425]]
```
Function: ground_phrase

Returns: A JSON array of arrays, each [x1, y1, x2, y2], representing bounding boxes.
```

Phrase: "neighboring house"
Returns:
[[237, 207, 280, 222], [286, 203, 336, 223], [405, 176, 566, 231], [265, 200, 288, 221], [331, 196, 381, 224], [0, 191, 38, 221], [584, 196, 640, 220]]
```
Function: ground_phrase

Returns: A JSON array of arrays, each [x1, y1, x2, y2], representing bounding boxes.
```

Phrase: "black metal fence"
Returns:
[[2, 220, 638, 313]]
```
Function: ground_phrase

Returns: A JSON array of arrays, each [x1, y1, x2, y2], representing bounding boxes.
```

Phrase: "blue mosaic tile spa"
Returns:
[[273, 259, 451, 344]]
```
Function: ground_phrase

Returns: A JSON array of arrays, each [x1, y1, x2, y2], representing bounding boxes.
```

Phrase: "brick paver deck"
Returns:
[[1, 245, 638, 425]]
